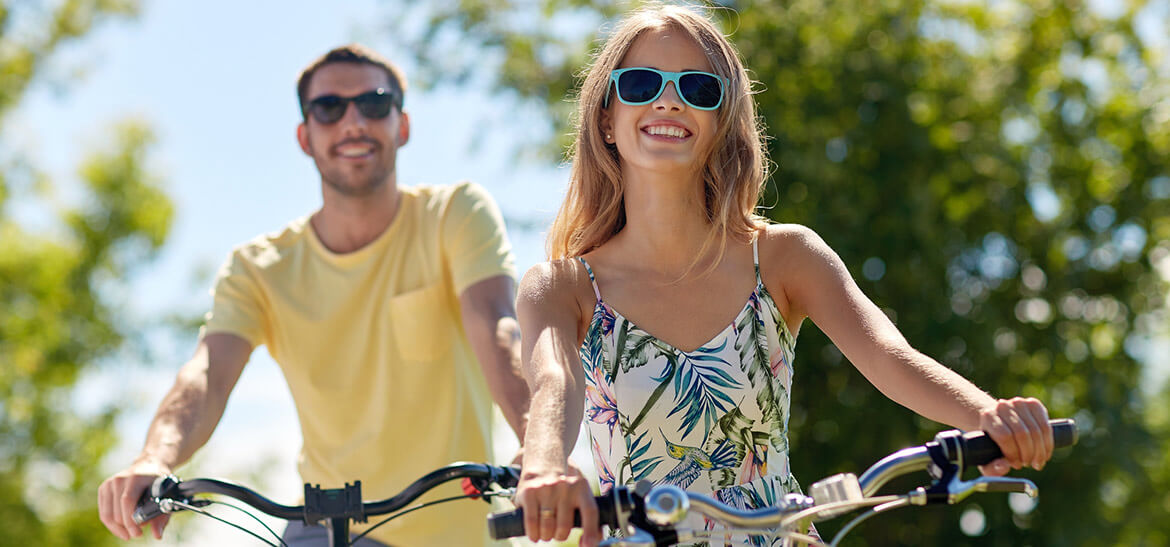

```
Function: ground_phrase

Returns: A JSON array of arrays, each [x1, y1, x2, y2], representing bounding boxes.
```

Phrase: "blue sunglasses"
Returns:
[[605, 67, 727, 110]]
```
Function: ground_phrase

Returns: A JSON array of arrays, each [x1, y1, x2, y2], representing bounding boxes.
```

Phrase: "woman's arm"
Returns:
[[514, 260, 602, 546], [769, 224, 1053, 473]]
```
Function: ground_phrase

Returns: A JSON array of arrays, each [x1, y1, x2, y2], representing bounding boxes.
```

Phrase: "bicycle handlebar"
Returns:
[[131, 420, 1077, 545], [133, 476, 303, 524], [133, 462, 520, 526], [858, 418, 1077, 495], [486, 418, 1078, 541]]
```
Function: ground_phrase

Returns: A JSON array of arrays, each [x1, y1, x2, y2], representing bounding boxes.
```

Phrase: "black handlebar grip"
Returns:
[[487, 493, 619, 540], [963, 418, 1078, 467], [133, 490, 164, 525], [132, 475, 179, 525]]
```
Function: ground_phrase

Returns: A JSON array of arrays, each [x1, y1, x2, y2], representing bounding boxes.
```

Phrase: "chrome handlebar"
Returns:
[[495, 419, 1078, 547]]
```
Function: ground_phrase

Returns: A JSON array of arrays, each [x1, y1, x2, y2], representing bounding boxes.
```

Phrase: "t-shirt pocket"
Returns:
[[387, 281, 455, 362]]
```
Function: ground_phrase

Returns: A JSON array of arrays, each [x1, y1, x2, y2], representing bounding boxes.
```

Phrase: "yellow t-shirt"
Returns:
[[203, 182, 517, 546]]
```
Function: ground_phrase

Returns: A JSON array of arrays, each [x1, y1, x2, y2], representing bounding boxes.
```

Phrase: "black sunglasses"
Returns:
[[304, 88, 401, 124]]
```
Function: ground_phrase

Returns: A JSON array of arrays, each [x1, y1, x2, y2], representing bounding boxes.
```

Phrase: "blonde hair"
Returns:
[[547, 3, 769, 275]]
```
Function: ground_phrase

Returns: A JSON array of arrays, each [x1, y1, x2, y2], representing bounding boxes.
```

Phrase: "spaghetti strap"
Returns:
[[577, 257, 602, 302], [752, 237, 762, 284]]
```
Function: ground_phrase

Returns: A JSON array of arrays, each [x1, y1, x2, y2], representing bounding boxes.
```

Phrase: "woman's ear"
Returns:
[[600, 109, 615, 144]]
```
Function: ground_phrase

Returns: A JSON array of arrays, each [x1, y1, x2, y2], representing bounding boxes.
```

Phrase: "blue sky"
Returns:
[[11, 1, 578, 543]]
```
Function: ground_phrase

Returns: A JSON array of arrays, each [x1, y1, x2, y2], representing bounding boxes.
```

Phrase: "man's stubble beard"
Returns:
[[315, 154, 395, 198]]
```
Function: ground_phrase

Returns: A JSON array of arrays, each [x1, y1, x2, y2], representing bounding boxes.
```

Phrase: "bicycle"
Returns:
[[486, 418, 1078, 546], [133, 419, 1075, 546], [132, 462, 522, 547]]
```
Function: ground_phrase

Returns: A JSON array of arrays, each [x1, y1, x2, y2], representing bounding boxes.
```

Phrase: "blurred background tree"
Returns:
[[388, 0, 1170, 543], [0, 1, 173, 544]]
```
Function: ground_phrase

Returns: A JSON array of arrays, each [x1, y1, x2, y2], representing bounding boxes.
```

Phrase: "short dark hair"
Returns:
[[296, 44, 407, 119]]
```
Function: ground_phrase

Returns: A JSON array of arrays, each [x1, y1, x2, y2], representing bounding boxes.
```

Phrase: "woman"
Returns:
[[515, 5, 1054, 546]]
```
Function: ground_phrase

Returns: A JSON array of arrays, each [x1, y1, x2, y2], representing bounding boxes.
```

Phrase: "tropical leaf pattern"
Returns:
[[576, 248, 802, 546], [621, 430, 663, 485]]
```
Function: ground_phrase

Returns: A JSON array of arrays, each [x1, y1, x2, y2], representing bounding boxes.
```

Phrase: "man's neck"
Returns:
[[310, 182, 401, 254]]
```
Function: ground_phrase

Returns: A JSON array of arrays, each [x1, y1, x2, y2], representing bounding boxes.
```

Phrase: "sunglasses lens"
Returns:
[[307, 90, 396, 123], [679, 73, 722, 109], [354, 91, 395, 119], [617, 69, 664, 104], [308, 96, 347, 124]]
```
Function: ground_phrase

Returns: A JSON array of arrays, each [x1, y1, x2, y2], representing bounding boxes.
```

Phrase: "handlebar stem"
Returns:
[[304, 481, 365, 526]]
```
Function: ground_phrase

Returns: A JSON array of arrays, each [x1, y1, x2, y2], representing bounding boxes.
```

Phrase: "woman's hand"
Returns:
[[515, 466, 601, 546], [977, 397, 1054, 476]]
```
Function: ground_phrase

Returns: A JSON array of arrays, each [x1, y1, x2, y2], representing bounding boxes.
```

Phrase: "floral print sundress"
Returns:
[[578, 239, 804, 546]]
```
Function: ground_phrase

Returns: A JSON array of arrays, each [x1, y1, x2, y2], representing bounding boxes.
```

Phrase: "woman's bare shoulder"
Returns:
[[758, 223, 833, 262], [758, 222, 859, 317], [517, 258, 595, 318]]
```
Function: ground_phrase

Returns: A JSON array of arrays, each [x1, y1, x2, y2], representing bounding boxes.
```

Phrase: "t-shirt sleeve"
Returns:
[[201, 249, 268, 347], [441, 181, 518, 295]]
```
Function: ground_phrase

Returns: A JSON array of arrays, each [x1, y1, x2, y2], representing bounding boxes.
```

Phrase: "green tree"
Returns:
[[0, 1, 174, 544], [390, 0, 1170, 543]]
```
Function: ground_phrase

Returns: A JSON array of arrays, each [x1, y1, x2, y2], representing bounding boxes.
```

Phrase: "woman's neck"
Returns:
[[614, 167, 714, 275]]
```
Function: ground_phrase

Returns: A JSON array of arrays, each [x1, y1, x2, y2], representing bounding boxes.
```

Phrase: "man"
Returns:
[[97, 44, 530, 546]]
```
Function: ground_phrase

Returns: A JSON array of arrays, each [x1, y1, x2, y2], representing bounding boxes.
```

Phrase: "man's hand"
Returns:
[[98, 458, 173, 540]]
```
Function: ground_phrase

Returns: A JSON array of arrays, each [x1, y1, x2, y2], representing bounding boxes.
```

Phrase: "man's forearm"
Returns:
[[478, 315, 530, 440], [459, 276, 532, 441], [138, 352, 235, 468]]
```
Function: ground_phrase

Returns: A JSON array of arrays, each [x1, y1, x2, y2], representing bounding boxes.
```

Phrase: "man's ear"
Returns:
[[396, 111, 411, 147], [296, 122, 312, 155]]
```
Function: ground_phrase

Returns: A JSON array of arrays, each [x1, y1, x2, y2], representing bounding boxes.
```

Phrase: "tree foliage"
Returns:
[[390, 0, 1170, 543], [0, 1, 173, 544]]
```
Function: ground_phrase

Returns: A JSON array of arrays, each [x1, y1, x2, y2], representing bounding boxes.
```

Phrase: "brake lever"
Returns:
[[969, 476, 1038, 497], [909, 474, 1038, 505]]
